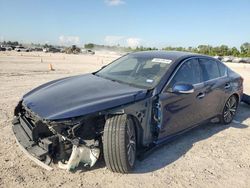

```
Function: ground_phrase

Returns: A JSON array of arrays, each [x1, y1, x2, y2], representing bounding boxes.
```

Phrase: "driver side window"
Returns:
[[168, 58, 201, 89]]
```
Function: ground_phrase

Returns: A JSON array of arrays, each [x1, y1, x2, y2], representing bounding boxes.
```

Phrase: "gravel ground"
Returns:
[[0, 51, 250, 188]]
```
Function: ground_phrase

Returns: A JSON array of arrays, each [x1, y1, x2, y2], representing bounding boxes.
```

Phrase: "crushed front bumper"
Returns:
[[12, 116, 53, 171]]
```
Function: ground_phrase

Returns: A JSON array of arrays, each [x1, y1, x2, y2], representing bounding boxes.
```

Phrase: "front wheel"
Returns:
[[220, 95, 238, 124], [103, 114, 136, 173]]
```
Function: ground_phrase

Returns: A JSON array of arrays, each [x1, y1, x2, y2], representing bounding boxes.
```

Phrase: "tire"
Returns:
[[103, 114, 136, 173], [220, 95, 238, 124]]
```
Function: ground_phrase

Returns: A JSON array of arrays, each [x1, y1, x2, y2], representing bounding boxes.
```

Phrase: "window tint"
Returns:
[[217, 61, 227, 76], [171, 58, 201, 86], [199, 58, 220, 81]]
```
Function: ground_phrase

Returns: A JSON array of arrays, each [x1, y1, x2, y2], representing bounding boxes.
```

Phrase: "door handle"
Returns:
[[197, 92, 205, 99], [224, 83, 231, 89]]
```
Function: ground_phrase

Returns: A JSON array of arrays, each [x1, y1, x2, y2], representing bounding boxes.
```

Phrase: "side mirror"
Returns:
[[172, 83, 194, 94]]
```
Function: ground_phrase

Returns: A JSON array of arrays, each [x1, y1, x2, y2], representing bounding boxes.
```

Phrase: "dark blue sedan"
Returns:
[[12, 51, 243, 173]]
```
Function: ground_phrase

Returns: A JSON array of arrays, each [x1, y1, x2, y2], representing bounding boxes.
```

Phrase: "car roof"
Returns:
[[130, 50, 211, 63]]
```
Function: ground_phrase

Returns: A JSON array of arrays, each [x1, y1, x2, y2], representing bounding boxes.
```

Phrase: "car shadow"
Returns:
[[133, 102, 249, 174]]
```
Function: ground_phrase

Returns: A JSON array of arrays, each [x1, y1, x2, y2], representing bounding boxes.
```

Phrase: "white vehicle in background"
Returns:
[[15, 46, 30, 52], [3, 46, 12, 51], [43, 47, 61, 53], [43, 48, 49, 53], [222, 56, 234, 62], [213, 56, 223, 61], [81, 49, 95, 55]]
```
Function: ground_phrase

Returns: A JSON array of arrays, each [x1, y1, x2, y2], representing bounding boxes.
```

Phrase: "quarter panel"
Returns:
[[123, 98, 154, 146]]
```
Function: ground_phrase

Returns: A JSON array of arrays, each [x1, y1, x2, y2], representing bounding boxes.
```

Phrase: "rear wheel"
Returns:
[[220, 95, 238, 124], [103, 114, 136, 173]]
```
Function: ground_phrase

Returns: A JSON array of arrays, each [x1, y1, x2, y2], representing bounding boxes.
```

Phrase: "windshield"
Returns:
[[96, 54, 172, 89]]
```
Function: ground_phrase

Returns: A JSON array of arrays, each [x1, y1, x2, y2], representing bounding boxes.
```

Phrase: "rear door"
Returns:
[[158, 58, 205, 138], [198, 58, 228, 119]]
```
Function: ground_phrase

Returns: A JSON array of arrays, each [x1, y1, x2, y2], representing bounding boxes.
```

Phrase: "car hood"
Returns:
[[22, 74, 148, 120]]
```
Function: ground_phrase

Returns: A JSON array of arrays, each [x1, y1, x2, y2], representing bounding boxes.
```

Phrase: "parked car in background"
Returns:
[[43, 47, 61, 53], [33, 47, 43, 52], [213, 56, 223, 61], [4, 46, 12, 51], [240, 58, 250, 64], [15, 46, 30, 52], [222, 56, 234, 62], [82, 49, 95, 55], [1, 45, 16, 50], [0, 47, 6, 51], [232, 57, 250, 64], [12, 51, 243, 173]]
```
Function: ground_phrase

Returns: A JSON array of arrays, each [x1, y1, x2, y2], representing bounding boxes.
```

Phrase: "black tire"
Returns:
[[103, 114, 136, 173], [220, 95, 238, 124]]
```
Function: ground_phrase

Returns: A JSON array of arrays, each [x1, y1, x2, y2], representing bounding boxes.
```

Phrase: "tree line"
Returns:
[[163, 43, 250, 57], [2, 40, 250, 57], [85, 42, 250, 57]]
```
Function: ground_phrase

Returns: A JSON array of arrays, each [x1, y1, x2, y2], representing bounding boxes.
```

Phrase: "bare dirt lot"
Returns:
[[0, 51, 250, 188]]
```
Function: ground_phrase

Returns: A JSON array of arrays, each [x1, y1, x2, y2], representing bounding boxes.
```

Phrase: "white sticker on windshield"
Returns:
[[146, 79, 154, 83], [152, 58, 172, 64]]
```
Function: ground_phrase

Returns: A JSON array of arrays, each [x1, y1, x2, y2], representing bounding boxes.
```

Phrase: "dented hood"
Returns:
[[22, 74, 147, 120]]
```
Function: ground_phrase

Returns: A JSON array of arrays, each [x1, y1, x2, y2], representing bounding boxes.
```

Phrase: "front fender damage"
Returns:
[[12, 102, 105, 171]]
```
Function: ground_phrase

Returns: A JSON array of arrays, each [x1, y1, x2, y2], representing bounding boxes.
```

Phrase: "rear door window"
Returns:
[[199, 58, 220, 81], [217, 61, 227, 76]]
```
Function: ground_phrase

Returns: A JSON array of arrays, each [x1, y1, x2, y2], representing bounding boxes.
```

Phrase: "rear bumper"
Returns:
[[242, 93, 250, 105], [12, 116, 53, 171]]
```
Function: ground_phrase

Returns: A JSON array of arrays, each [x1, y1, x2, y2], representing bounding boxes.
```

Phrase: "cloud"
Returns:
[[126, 38, 141, 48], [59, 35, 80, 45], [104, 35, 125, 45], [105, 0, 125, 6], [104, 35, 141, 48]]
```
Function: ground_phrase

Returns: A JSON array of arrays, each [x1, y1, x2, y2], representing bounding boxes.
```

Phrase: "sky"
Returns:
[[0, 0, 250, 48]]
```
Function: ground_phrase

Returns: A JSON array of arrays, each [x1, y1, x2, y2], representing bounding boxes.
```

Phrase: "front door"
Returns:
[[158, 58, 205, 139]]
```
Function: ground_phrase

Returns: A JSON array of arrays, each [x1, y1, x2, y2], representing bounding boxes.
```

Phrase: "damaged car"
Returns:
[[12, 51, 243, 173]]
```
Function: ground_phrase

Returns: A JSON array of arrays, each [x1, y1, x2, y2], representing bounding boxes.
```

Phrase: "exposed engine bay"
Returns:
[[12, 102, 106, 171]]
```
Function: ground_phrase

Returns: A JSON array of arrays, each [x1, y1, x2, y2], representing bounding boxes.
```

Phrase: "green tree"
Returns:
[[197, 45, 212, 55], [219, 45, 229, 56], [240, 42, 250, 57], [84, 43, 94, 49], [231, 47, 240, 56]]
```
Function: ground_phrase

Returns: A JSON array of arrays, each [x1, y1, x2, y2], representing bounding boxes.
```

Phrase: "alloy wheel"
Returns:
[[223, 96, 237, 123], [126, 121, 136, 167]]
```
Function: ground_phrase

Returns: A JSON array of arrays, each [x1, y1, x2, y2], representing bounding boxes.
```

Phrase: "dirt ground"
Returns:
[[0, 51, 250, 188]]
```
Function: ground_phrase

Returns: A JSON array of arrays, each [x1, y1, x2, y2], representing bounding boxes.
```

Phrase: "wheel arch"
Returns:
[[127, 114, 143, 150], [106, 112, 143, 149], [232, 93, 240, 104], [221, 93, 240, 113]]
